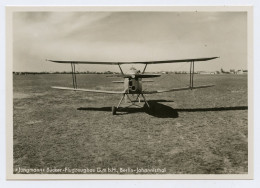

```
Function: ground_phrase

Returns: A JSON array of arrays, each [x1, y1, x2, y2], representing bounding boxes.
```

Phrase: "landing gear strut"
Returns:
[[111, 93, 150, 115], [112, 106, 117, 115]]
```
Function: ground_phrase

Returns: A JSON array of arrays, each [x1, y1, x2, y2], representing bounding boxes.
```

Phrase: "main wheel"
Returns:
[[112, 106, 117, 115]]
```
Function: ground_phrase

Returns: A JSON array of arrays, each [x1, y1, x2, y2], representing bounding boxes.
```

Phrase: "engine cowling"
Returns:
[[124, 78, 142, 93]]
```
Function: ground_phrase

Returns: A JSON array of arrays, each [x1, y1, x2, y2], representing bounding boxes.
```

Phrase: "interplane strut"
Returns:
[[189, 61, 195, 89], [71, 63, 77, 89]]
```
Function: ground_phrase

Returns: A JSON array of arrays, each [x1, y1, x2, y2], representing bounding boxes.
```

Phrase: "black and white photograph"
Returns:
[[6, 6, 253, 179]]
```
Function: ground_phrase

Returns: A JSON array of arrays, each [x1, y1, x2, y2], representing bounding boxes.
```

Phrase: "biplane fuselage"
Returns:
[[124, 78, 142, 94], [124, 68, 143, 94]]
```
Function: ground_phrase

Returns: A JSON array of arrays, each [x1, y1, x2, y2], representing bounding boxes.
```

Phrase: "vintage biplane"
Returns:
[[47, 57, 218, 115]]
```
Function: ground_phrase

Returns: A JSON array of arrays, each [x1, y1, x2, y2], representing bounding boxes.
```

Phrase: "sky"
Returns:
[[13, 11, 247, 72]]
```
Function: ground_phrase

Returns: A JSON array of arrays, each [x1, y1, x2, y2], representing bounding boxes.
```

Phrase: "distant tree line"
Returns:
[[13, 68, 248, 75]]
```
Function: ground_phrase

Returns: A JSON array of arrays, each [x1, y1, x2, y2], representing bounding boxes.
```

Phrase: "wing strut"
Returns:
[[142, 63, 148, 73], [190, 61, 195, 89], [118, 63, 124, 75], [70, 63, 77, 89]]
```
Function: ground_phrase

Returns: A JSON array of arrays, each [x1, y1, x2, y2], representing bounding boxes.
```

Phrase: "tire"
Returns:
[[112, 106, 116, 115]]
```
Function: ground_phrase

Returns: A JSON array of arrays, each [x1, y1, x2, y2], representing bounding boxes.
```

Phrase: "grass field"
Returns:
[[13, 74, 248, 174]]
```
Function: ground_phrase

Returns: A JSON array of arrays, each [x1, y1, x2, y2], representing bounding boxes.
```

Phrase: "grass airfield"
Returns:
[[13, 74, 248, 174]]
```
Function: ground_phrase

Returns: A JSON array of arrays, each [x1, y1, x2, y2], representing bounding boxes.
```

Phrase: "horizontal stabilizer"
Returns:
[[51, 86, 125, 94], [143, 85, 215, 94], [106, 74, 160, 78], [135, 74, 161, 78], [116, 74, 161, 78], [112, 81, 124, 83], [142, 80, 154, 82], [112, 79, 154, 83]]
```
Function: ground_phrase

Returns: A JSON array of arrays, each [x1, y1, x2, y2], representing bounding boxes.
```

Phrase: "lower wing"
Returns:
[[51, 86, 125, 94], [143, 85, 214, 94]]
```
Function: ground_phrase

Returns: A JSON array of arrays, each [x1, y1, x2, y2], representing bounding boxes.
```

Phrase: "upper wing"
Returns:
[[47, 57, 219, 65], [143, 85, 214, 94], [52, 86, 125, 94]]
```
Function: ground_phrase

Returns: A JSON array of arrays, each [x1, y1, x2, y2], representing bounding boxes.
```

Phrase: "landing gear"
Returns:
[[112, 93, 150, 115], [112, 106, 117, 115]]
